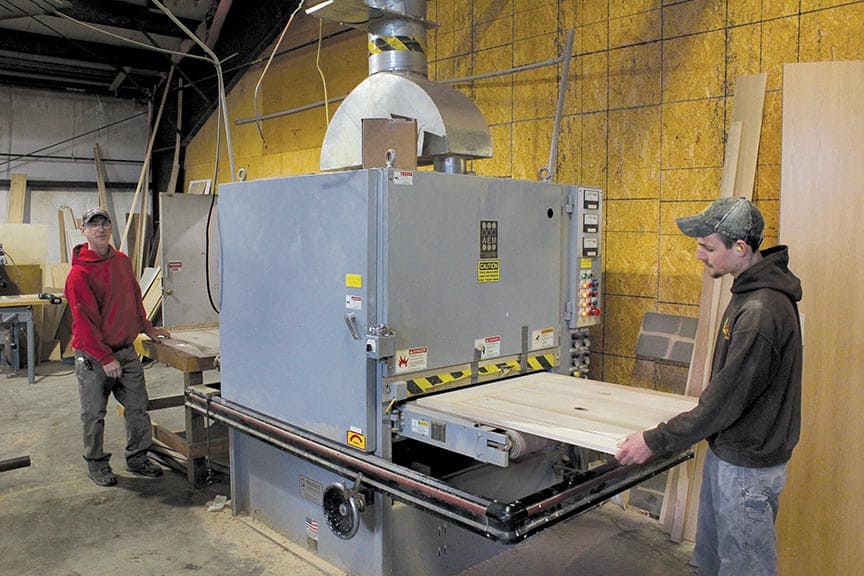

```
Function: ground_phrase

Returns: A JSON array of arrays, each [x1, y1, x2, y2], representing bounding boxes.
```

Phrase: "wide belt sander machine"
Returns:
[[189, 169, 696, 576], [185, 2, 695, 573]]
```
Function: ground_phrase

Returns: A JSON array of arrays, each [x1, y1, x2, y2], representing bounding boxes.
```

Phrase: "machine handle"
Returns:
[[344, 313, 361, 340]]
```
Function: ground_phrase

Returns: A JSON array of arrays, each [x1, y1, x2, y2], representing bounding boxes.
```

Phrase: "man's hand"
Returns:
[[615, 431, 654, 466], [103, 358, 122, 379], [146, 327, 171, 340]]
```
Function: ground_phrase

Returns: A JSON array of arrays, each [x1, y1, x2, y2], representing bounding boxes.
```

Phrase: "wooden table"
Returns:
[[140, 326, 224, 487], [0, 294, 49, 384]]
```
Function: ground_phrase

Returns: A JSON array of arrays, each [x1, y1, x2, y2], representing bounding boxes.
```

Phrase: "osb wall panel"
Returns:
[[183, 1, 864, 388]]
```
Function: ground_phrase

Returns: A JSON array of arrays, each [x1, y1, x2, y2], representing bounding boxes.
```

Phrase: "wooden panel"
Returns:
[[415, 373, 698, 454], [0, 223, 49, 267], [8, 173, 27, 223], [776, 61, 864, 576]]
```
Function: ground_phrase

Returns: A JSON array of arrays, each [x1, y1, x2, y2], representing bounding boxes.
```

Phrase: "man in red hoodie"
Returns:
[[65, 207, 171, 487]]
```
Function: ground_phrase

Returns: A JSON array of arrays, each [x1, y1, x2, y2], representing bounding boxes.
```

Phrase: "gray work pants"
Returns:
[[691, 447, 788, 576], [76, 345, 153, 469]]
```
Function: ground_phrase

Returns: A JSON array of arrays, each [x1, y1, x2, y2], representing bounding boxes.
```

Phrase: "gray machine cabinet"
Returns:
[[219, 170, 571, 448]]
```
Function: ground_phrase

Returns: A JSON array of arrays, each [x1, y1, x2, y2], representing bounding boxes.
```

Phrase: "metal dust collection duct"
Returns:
[[307, 0, 493, 173]]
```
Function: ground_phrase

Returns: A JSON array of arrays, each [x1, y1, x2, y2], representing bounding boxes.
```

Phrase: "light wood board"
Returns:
[[415, 373, 698, 455], [776, 60, 864, 576], [8, 173, 27, 223], [0, 223, 49, 267]]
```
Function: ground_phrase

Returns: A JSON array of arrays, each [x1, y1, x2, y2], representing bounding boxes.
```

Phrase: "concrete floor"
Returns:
[[1, 360, 696, 576]]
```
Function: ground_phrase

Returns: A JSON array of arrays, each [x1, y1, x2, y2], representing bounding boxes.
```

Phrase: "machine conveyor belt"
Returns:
[[412, 372, 699, 454], [187, 388, 693, 544]]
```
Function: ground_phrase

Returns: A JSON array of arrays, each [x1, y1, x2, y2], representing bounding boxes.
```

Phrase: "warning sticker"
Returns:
[[477, 260, 500, 283], [391, 170, 414, 185], [168, 261, 182, 271], [394, 346, 428, 374], [345, 274, 363, 288], [345, 295, 362, 310], [346, 428, 366, 450], [474, 335, 501, 359], [531, 327, 555, 350], [411, 418, 430, 438]]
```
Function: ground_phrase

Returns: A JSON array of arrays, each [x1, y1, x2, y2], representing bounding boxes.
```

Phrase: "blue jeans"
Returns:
[[691, 447, 787, 576]]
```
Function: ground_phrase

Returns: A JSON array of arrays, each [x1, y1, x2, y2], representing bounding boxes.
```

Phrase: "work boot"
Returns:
[[127, 458, 163, 478], [87, 464, 118, 487]]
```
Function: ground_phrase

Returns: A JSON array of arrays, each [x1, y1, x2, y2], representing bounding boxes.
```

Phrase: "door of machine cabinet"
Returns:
[[218, 171, 378, 447], [159, 193, 220, 327], [384, 171, 565, 374]]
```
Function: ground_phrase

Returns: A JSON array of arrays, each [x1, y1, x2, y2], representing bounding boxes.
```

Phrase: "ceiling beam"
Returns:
[[45, 0, 201, 38], [0, 27, 169, 71]]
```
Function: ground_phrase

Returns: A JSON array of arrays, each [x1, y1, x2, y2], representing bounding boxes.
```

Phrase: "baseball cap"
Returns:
[[676, 197, 764, 244], [82, 207, 111, 225]]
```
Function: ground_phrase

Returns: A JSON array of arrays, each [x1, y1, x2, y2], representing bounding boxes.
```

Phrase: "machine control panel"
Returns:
[[568, 187, 602, 328]]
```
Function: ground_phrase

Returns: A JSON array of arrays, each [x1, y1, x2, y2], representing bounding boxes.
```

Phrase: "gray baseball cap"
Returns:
[[676, 197, 764, 243], [82, 207, 111, 225]]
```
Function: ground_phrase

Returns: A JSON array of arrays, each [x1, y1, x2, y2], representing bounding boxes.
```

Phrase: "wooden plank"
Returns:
[[8, 173, 27, 223], [93, 143, 121, 247], [141, 328, 219, 373], [57, 209, 68, 264], [776, 60, 864, 576], [415, 373, 698, 455], [730, 74, 767, 199], [141, 267, 162, 321]]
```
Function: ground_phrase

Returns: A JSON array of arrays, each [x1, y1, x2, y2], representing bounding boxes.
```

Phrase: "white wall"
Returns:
[[0, 85, 149, 263]]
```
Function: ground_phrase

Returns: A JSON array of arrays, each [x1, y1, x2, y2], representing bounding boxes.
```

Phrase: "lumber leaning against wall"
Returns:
[[776, 60, 864, 576]]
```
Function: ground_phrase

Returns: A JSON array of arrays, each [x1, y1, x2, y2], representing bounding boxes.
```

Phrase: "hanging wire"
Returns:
[[151, 0, 236, 182], [252, 0, 306, 144], [315, 18, 330, 126]]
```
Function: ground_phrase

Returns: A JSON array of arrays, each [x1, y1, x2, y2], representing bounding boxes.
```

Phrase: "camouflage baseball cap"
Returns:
[[82, 207, 111, 225], [676, 197, 764, 243]]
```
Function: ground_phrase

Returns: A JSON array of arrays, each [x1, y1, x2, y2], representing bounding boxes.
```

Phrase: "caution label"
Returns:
[[346, 428, 366, 450], [474, 335, 501, 359], [345, 273, 363, 288], [532, 327, 555, 350], [395, 346, 428, 374], [477, 260, 500, 283]]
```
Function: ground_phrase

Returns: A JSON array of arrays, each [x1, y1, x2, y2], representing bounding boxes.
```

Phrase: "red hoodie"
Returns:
[[65, 243, 153, 365]]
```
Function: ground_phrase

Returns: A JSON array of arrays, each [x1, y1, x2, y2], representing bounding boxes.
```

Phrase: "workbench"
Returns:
[[0, 294, 48, 383], [139, 326, 225, 487]]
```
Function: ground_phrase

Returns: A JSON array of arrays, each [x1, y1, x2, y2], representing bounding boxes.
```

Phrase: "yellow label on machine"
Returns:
[[345, 273, 363, 288], [346, 430, 366, 450], [477, 260, 500, 283]]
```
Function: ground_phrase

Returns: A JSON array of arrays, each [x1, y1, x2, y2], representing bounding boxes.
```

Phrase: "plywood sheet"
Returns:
[[776, 60, 864, 576], [0, 223, 49, 266], [415, 373, 698, 454], [8, 173, 27, 223]]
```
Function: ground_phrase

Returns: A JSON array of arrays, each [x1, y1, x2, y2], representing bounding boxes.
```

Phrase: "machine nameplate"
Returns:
[[479, 220, 499, 259], [299, 475, 324, 504]]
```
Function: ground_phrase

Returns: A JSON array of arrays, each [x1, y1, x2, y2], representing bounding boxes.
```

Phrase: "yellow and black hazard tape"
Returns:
[[404, 354, 556, 396], [368, 35, 426, 55]]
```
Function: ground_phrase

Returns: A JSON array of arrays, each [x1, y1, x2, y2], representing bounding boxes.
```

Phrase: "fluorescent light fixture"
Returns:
[[305, 1, 334, 15]]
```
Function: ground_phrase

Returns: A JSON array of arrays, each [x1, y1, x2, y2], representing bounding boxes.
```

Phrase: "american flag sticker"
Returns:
[[305, 517, 319, 540]]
